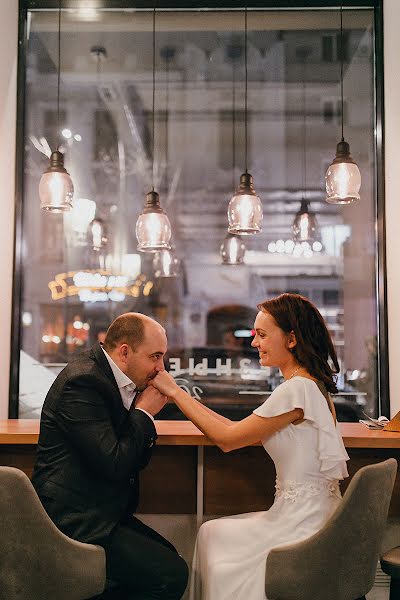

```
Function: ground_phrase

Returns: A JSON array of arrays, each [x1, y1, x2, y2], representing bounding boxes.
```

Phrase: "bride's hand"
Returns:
[[150, 370, 180, 398]]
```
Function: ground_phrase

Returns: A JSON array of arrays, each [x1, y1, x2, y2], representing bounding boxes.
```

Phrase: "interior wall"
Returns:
[[0, 0, 18, 419]]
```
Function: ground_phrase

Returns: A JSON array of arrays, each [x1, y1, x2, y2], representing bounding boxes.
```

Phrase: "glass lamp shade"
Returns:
[[121, 254, 141, 280], [136, 190, 172, 252], [89, 218, 108, 251], [292, 200, 318, 244], [220, 233, 246, 265], [39, 151, 74, 212], [153, 248, 180, 278], [228, 172, 263, 235], [67, 198, 97, 246], [325, 140, 361, 205]]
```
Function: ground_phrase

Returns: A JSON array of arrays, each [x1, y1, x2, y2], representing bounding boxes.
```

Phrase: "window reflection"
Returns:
[[19, 8, 377, 422]]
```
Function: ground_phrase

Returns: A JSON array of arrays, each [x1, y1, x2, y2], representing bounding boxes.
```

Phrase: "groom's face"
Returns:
[[125, 323, 168, 390]]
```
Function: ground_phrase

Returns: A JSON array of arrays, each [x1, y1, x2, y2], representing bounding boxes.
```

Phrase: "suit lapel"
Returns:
[[90, 342, 119, 390]]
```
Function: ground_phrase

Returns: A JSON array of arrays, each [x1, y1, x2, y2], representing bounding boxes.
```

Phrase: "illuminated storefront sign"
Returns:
[[48, 270, 153, 302]]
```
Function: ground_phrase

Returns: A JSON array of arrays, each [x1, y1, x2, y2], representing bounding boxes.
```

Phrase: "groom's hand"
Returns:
[[136, 386, 168, 416]]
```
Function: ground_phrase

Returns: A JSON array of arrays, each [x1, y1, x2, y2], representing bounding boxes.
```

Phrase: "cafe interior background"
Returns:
[[1, 2, 400, 597]]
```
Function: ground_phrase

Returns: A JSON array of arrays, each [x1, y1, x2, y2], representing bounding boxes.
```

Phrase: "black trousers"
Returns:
[[94, 515, 188, 600]]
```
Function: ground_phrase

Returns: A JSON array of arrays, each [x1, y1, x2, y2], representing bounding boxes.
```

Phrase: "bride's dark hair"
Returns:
[[257, 293, 339, 394]]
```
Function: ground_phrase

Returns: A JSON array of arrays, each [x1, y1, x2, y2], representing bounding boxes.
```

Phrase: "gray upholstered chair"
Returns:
[[0, 466, 106, 599], [265, 458, 397, 600], [380, 545, 400, 600]]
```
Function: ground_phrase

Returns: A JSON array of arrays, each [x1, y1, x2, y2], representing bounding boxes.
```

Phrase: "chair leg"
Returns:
[[390, 577, 400, 600]]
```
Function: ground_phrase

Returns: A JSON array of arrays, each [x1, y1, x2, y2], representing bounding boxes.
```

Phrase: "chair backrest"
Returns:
[[266, 459, 397, 600], [0, 466, 105, 599]]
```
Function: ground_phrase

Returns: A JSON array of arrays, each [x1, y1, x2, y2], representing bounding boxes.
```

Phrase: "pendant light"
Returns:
[[325, 3, 361, 204], [292, 200, 318, 244], [221, 50, 246, 265], [151, 46, 179, 277], [68, 197, 96, 245], [227, 7, 262, 235], [220, 233, 246, 265], [292, 49, 318, 245], [136, 8, 172, 252], [88, 46, 108, 252], [90, 218, 108, 252], [153, 248, 180, 278], [39, 0, 74, 212]]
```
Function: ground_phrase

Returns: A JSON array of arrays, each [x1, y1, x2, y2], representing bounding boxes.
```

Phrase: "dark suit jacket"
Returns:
[[32, 342, 157, 545]]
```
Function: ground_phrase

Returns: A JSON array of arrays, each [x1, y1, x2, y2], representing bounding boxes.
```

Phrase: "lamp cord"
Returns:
[[244, 5, 248, 174], [340, 1, 344, 142], [96, 51, 101, 105], [232, 62, 236, 190], [165, 56, 169, 193], [302, 58, 307, 203], [56, 0, 61, 151], [152, 7, 156, 192]]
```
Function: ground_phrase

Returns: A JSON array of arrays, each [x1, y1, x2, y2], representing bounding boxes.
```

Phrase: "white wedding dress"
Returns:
[[189, 376, 349, 600]]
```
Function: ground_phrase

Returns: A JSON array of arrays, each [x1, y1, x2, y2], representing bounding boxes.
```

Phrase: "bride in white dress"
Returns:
[[150, 293, 349, 600]]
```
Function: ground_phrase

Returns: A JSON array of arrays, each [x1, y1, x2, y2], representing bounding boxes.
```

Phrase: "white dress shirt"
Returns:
[[101, 347, 154, 422]]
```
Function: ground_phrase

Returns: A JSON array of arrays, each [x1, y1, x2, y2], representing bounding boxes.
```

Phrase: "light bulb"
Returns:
[[39, 151, 74, 212], [89, 218, 108, 251], [276, 239, 285, 253], [220, 233, 246, 265], [228, 172, 263, 235], [325, 140, 361, 205], [136, 190, 172, 252], [67, 198, 96, 244], [284, 239, 295, 254], [153, 248, 180, 277], [292, 200, 318, 243], [121, 254, 141, 279], [313, 241, 323, 252]]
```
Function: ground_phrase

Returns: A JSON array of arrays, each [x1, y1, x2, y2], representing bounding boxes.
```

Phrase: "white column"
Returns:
[[384, 0, 400, 417], [0, 0, 18, 418]]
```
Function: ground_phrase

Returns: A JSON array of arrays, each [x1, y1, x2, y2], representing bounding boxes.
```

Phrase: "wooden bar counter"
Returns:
[[0, 420, 399, 518]]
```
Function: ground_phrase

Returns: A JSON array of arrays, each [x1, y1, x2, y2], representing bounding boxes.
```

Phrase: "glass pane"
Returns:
[[19, 8, 377, 422]]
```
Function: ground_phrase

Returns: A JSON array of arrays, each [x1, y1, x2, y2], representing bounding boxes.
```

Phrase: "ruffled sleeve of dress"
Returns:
[[253, 377, 349, 480]]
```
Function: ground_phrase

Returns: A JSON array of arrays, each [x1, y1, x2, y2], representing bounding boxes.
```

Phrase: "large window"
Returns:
[[13, 3, 386, 422]]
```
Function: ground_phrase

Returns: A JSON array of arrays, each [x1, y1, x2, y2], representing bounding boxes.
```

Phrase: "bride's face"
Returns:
[[251, 310, 295, 368]]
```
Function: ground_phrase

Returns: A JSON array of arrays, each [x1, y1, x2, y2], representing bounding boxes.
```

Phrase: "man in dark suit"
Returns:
[[33, 312, 188, 599]]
